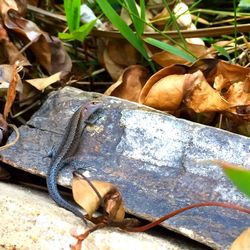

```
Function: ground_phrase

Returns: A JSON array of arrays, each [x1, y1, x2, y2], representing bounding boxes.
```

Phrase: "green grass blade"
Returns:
[[58, 19, 96, 42], [64, 0, 81, 32], [145, 37, 196, 62], [125, 0, 145, 36], [213, 45, 231, 62], [96, 0, 149, 60]]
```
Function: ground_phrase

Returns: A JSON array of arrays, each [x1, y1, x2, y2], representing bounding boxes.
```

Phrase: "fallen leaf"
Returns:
[[107, 39, 141, 67], [142, 74, 187, 111], [0, 0, 19, 17], [151, 42, 211, 67], [3, 62, 23, 119], [139, 65, 188, 111], [206, 60, 250, 86], [224, 81, 250, 107], [184, 70, 230, 112], [105, 65, 149, 102], [2, 39, 30, 65], [4, 9, 51, 72], [0, 64, 22, 93], [48, 37, 72, 76], [26, 72, 61, 91], [230, 227, 250, 250], [72, 176, 125, 222], [150, 7, 170, 27], [103, 48, 124, 80]]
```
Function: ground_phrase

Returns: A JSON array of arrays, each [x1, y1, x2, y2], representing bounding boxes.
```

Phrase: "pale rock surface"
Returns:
[[0, 182, 205, 250]]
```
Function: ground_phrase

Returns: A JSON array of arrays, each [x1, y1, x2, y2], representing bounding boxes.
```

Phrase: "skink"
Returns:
[[46, 102, 102, 220]]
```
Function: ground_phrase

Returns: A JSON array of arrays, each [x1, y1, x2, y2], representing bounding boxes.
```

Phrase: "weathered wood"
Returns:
[[1, 87, 250, 249]]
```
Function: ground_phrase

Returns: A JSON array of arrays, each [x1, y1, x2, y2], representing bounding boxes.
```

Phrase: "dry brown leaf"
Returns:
[[143, 74, 187, 111], [2, 40, 30, 65], [213, 74, 228, 91], [0, 64, 23, 93], [230, 227, 250, 250], [140, 59, 250, 117], [184, 70, 230, 112], [107, 39, 141, 67], [150, 8, 170, 27], [4, 9, 44, 42], [243, 76, 250, 93], [139, 64, 187, 108], [4, 9, 51, 72], [224, 81, 250, 106], [0, 0, 19, 17], [0, 23, 30, 65], [206, 60, 250, 86], [48, 37, 72, 76], [152, 42, 211, 67], [3, 62, 22, 119], [26, 72, 61, 91], [105, 65, 149, 102], [72, 176, 125, 222], [103, 48, 124, 80]]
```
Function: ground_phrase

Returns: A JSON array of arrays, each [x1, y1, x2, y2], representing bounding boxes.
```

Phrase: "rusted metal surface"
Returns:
[[1, 87, 250, 249]]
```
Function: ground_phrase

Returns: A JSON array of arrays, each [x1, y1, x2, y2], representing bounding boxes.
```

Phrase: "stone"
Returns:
[[1, 87, 250, 249]]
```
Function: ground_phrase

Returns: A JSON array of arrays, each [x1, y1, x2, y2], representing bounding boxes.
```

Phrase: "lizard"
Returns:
[[46, 101, 102, 221]]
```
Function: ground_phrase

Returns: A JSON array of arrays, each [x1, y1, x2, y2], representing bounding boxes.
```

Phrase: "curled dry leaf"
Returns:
[[4, 9, 45, 42], [225, 81, 250, 107], [140, 59, 250, 117], [4, 9, 51, 72], [150, 7, 169, 27], [2, 40, 30, 65], [139, 65, 187, 111], [0, 64, 22, 93], [105, 65, 149, 102], [184, 70, 230, 112], [103, 48, 124, 81], [48, 37, 72, 76], [142, 74, 187, 111], [0, 23, 30, 65], [3, 9, 72, 75], [72, 176, 125, 222], [102, 39, 142, 80], [151, 42, 211, 67], [205, 60, 250, 85], [3, 62, 23, 119], [107, 39, 141, 67], [230, 227, 250, 250], [0, 0, 19, 17]]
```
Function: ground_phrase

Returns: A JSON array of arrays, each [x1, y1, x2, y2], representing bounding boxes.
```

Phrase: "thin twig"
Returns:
[[0, 124, 19, 151]]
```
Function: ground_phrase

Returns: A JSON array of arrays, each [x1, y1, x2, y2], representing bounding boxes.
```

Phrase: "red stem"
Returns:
[[123, 202, 250, 232]]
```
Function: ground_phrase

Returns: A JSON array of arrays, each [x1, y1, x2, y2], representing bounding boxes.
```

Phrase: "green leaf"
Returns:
[[213, 45, 231, 61], [125, 0, 145, 36], [64, 0, 81, 33], [96, 0, 149, 60], [58, 19, 96, 42], [222, 164, 250, 198], [145, 37, 196, 63]]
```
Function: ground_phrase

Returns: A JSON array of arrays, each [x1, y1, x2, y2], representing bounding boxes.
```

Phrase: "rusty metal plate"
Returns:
[[1, 87, 250, 249]]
